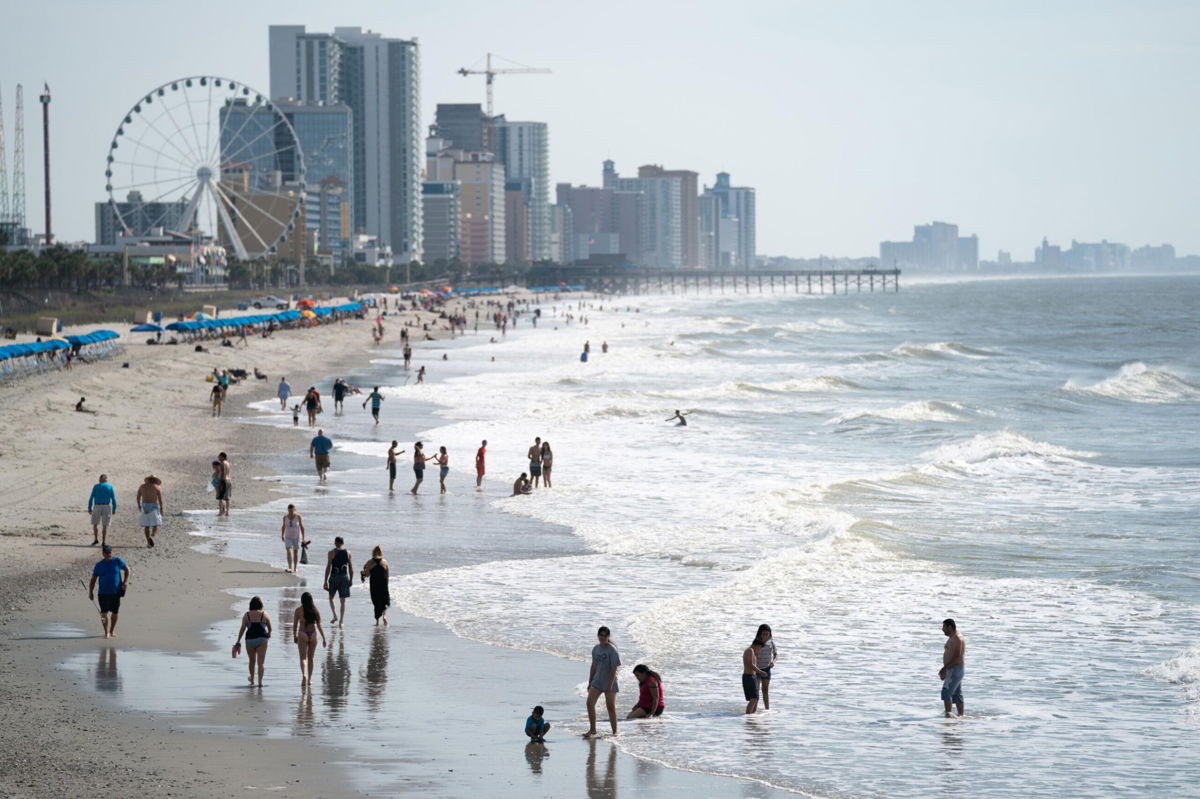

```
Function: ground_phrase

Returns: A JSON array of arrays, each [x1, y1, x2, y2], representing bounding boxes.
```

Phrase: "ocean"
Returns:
[[196, 274, 1200, 796]]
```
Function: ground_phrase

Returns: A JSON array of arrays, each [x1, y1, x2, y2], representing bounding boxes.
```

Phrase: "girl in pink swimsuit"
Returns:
[[292, 591, 326, 687]]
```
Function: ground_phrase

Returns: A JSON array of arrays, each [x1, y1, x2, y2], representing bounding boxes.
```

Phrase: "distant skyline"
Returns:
[[1, 0, 1197, 256]]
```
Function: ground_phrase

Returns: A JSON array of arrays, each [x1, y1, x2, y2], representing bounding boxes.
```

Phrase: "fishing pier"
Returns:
[[526, 266, 900, 295]]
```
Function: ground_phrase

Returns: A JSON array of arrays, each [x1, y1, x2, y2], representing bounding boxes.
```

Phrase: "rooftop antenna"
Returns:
[[457, 53, 550, 120], [13, 84, 25, 235]]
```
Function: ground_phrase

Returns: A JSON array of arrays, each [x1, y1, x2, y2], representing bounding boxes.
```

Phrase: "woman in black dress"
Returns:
[[361, 545, 391, 626]]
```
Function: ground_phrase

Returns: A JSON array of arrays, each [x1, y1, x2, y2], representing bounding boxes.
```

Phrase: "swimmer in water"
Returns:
[[666, 410, 688, 426]]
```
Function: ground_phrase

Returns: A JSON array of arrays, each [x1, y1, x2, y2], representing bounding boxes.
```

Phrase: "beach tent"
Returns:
[[132, 323, 165, 332]]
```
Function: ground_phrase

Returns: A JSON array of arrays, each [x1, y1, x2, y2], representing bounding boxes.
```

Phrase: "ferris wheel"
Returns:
[[105, 76, 305, 260]]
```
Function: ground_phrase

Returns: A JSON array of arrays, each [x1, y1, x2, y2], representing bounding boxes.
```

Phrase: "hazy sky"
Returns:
[[2, 0, 1197, 257]]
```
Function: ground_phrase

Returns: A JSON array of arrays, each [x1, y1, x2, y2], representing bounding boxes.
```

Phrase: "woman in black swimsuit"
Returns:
[[361, 546, 391, 626], [235, 596, 272, 686]]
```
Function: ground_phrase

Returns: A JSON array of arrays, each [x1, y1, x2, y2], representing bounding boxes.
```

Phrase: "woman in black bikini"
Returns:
[[235, 596, 272, 686], [292, 591, 326, 687]]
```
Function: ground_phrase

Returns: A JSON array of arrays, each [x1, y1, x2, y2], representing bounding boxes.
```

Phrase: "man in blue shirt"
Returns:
[[309, 429, 333, 483], [88, 545, 131, 638], [88, 474, 117, 546]]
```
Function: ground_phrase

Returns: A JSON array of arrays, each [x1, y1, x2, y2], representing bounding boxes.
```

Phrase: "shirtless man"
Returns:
[[527, 437, 543, 488], [742, 639, 769, 714], [939, 618, 966, 717], [666, 410, 688, 426], [512, 473, 532, 496], [216, 452, 232, 516]]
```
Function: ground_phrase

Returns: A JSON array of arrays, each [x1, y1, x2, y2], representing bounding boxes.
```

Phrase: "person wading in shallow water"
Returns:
[[939, 618, 966, 717], [583, 626, 621, 738]]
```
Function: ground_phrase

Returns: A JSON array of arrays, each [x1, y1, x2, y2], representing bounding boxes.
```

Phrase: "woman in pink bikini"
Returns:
[[291, 591, 327, 687]]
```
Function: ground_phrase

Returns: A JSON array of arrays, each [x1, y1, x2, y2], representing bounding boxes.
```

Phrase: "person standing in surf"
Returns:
[[432, 446, 450, 494], [756, 624, 778, 710], [386, 441, 405, 492], [277, 376, 291, 410], [742, 638, 769, 714], [583, 626, 621, 738], [475, 440, 487, 489], [411, 441, 435, 494], [939, 618, 966, 717], [540, 441, 554, 488], [527, 437, 543, 488]]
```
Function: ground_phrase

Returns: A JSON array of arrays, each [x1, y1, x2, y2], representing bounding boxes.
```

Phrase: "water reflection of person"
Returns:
[[524, 741, 549, 774], [322, 635, 351, 715], [585, 737, 617, 799], [95, 647, 120, 693], [294, 688, 314, 735], [363, 628, 389, 711]]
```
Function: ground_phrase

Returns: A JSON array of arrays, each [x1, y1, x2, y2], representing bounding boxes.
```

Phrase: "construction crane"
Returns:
[[457, 53, 550, 119]]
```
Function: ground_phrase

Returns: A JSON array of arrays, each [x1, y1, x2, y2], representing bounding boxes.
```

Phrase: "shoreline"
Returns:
[[0, 295, 798, 798]]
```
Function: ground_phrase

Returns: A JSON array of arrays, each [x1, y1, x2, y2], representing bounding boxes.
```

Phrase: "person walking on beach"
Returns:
[[433, 446, 450, 494], [403, 344, 412, 370], [583, 626, 621, 738], [363, 386, 384, 424], [360, 546, 390, 626], [323, 537, 353, 626], [756, 624, 778, 710], [88, 474, 117, 546], [210, 382, 224, 417], [627, 664, 665, 719], [939, 618, 966, 717], [475, 440, 487, 488], [88, 544, 130, 639], [278, 377, 292, 410], [411, 442, 434, 494], [527, 437, 543, 488], [310, 429, 333, 483], [540, 441, 554, 488], [304, 388, 321, 426], [234, 596, 272, 686], [386, 441, 406, 492], [333, 378, 347, 413], [281, 504, 305, 573], [743, 639, 769, 714], [216, 452, 232, 516], [292, 591, 327, 687], [135, 475, 164, 548]]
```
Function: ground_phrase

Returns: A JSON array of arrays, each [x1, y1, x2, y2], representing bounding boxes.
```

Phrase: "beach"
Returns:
[[0, 295, 795, 799]]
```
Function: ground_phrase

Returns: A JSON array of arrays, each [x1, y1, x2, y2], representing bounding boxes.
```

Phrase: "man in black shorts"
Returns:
[[88, 545, 131, 639], [742, 639, 768, 714]]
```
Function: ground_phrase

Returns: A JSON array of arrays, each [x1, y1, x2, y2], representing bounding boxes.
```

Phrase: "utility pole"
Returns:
[[39, 84, 50, 245]]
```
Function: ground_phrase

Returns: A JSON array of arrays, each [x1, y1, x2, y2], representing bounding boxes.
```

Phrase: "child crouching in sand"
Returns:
[[525, 705, 550, 742]]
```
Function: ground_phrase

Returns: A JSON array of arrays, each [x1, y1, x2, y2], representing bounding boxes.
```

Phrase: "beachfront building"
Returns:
[[94, 192, 192, 245], [426, 135, 505, 266], [702, 172, 756, 270], [271, 100, 354, 265], [505, 177, 531, 264], [491, 117, 551, 262], [434, 103, 490, 152], [638, 164, 699, 268], [555, 182, 640, 264], [603, 160, 683, 269], [881, 221, 978, 272], [269, 25, 422, 262], [422, 181, 461, 266]]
